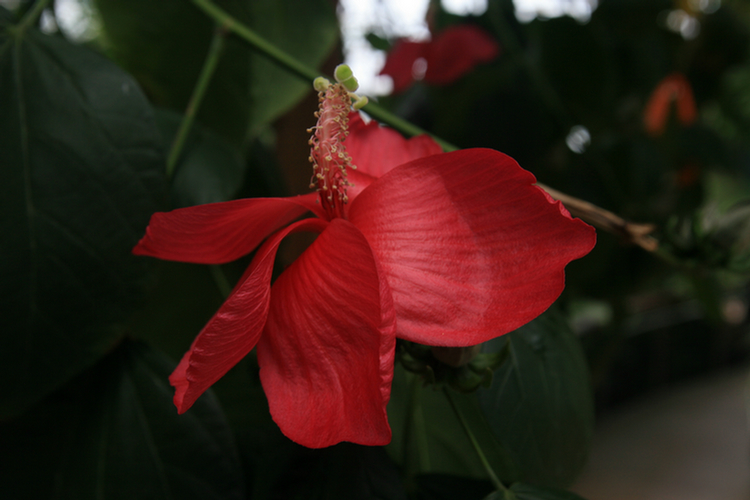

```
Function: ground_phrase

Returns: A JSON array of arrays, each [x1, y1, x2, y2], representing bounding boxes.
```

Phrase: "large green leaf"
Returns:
[[0, 10, 165, 417], [93, 0, 251, 145], [94, 0, 339, 143], [386, 365, 519, 483], [477, 311, 595, 487], [246, 0, 339, 133], [155, 109, 246, 207], [0, 341, 245, 500]]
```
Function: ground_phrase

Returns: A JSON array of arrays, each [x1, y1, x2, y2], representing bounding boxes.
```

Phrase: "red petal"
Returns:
[[169, 217, 328, 413], [345, 167, 378, 204], [346, 112, 443, 180], [349, 148, 596, 346], [379, 39, 427, 93], [257, 218, 396, 448], [424, 25, 500, 85], [133, 194, 319, 264]]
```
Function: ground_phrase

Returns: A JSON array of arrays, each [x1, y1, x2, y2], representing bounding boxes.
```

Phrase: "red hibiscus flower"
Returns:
[[133, 76, 595, 449], [380, 24, 500, 94], [644, 72, 697, 136]]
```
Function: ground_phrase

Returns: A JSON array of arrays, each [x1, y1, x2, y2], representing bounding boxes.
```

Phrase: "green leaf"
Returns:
[[0, 340, 245, 500], [246, 0, 339, 134], [365, 32, 391, 52], [94, 0, 250, 144], [477, 310, 595, 487], [94, 0, 339, 143], [386, 365, 519, 482], [155, 109, 245, 207], [0, 15, 165, 417]]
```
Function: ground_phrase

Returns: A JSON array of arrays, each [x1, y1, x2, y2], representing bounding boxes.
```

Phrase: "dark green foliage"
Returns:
[[478, 311, 595, 487], [0, 341, 244, 500], [94, 0, 339, 144], [0, 12, 166, 417]]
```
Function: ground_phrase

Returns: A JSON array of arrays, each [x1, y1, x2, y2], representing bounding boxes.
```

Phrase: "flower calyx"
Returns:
[[397, 340, 510, 393]]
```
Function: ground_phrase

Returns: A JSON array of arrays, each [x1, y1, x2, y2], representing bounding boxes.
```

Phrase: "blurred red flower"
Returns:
[[380, 24, 500, 93], [644, 73, 697, 136], [133, 82, 595, 448]]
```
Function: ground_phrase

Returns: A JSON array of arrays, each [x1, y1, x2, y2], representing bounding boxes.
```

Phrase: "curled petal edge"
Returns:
[[258, 219, 396, 448], [169, 217, 329, 413]]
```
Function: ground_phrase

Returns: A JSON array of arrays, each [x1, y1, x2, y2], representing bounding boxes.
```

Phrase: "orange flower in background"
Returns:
[[380, 25, 500, 94], [644, 73, 697, 136]]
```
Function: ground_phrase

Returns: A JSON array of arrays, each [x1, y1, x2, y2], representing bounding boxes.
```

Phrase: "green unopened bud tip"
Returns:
[[334, 64, 359, 92], [341, 76, 359, 92], [334, 64, 353, 82], [313, 76, 330, 91]]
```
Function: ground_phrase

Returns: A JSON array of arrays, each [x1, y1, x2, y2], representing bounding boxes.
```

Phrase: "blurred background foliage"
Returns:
[[3, 0, 750, 499]]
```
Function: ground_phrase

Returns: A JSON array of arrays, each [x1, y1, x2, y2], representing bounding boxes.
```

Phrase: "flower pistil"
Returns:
[[308, 65, 369, 220], [308, 82, 354, 220]]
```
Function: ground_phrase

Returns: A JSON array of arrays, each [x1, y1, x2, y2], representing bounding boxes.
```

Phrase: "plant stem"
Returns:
[[538, 183, 659, 252], [166, 24, 227, 177], [192, 0, 317, 82], [189, 0, 454, 149], [364, 105, 457, 152], [443, 387, 507, 493], [16, 0, 51, 34]]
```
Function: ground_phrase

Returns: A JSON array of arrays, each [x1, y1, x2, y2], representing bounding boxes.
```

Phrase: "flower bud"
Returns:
[[334, 64, 359, 92], [313, 76, 330, 91]]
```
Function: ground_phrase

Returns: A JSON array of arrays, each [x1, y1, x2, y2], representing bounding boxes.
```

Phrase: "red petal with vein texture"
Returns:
[[349, 148, 596, 346], [424, 25, 500, 85], [169, 217, 328, 413], [346, 113, 443, 179], [257, 218, 396, 448], [133, 194, 319, 264]]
